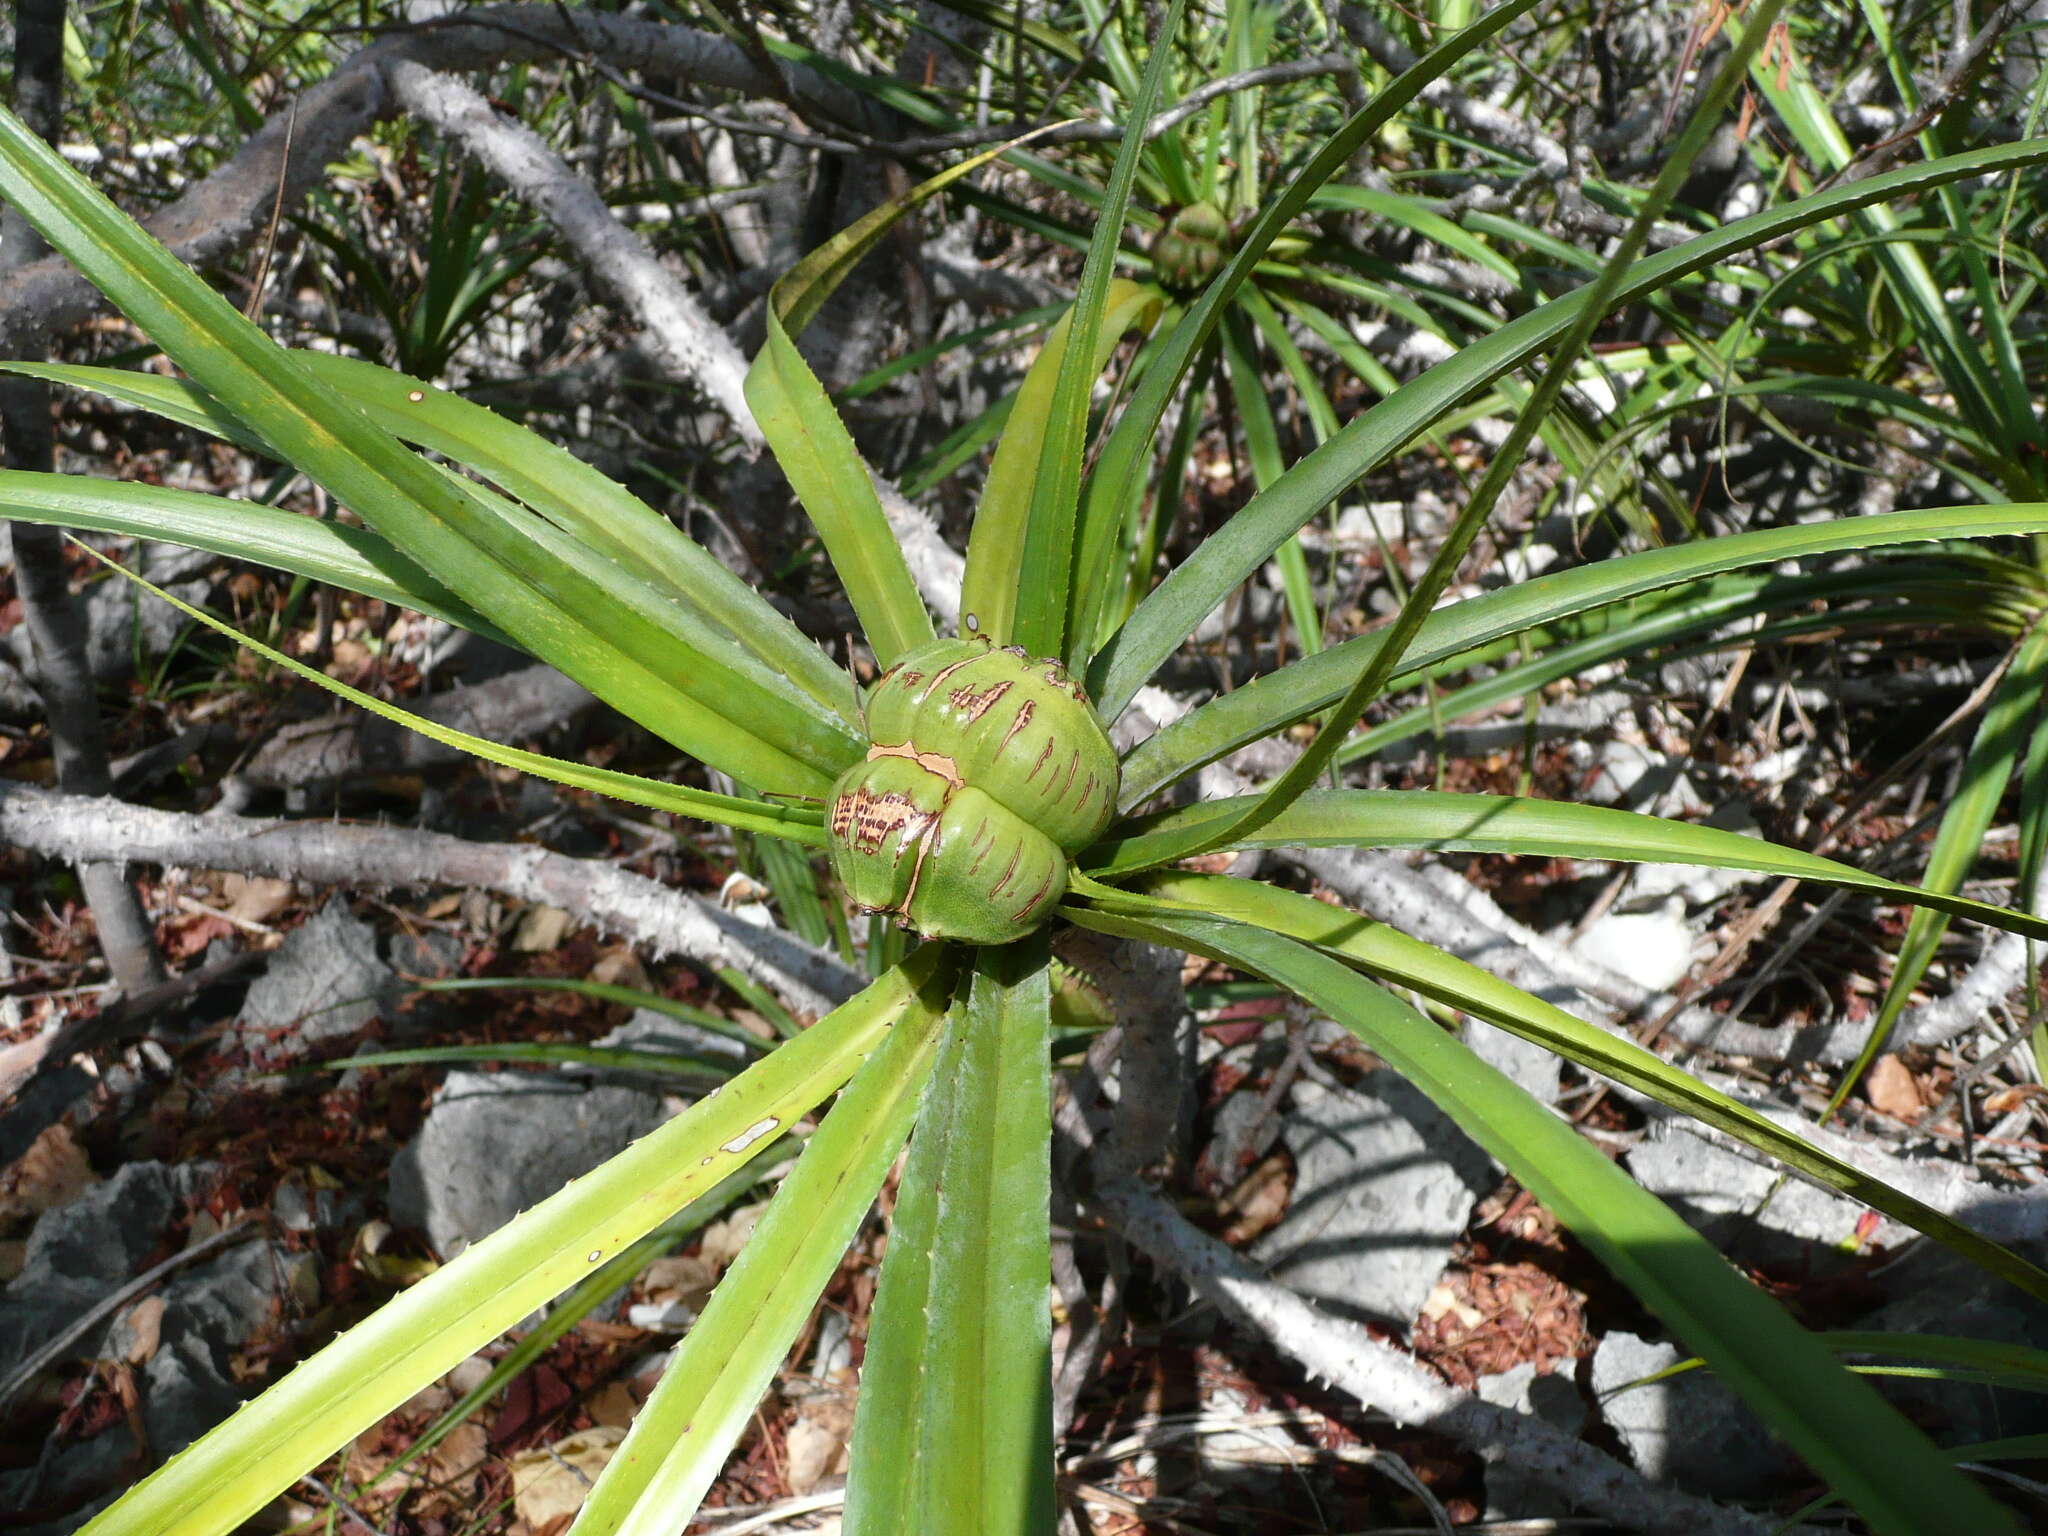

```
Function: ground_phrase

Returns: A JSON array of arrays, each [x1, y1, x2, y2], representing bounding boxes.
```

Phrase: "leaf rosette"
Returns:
[[828, 637, 1118, 943]]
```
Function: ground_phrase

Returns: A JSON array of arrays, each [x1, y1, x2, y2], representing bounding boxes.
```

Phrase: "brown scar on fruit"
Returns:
[[994, 699, 1035, 759], [912, 654, 979, 702], [831, 784, 938, 859], [1013, 866, 1057, 921], [865, 740, 964, 787], [948, 679, 1013, 721]]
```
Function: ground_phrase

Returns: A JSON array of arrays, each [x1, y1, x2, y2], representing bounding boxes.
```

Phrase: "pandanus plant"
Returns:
[[9, 2, 2048, 1531]]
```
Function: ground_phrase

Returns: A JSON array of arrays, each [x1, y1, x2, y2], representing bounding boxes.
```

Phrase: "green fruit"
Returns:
[[1150, 200, 1232, 294], [827, 637, 1119, 944]]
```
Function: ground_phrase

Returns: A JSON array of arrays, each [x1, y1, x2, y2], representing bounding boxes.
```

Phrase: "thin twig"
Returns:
[[0, 782, 866, 1018]]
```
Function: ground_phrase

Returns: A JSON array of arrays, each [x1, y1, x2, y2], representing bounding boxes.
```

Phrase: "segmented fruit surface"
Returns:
[[827, 638, 1118, 944]]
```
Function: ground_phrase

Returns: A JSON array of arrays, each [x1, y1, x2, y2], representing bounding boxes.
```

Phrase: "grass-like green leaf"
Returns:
[[748, 138, 1033, 666], [1183, 0, 1782, 857], [1113, 871, 2048, 1304], [0, 106, 831, 796], [1088, 788, 2048, 942], [1072, 0, 1542, 677], [565, 954, 954, 1534], [1007, 0, 1183, 660], [1837, 618, 2048, 1112], [406, 977, 771, 1055], [79, 955, 940, 1536], [0, 470, 503, 641], [318, 1044, 736, 1080], [845, 940, 1055, 1536], [1088, 138, 2048, 718], [0, 357, 860, 722], [1121, 503, 2048, 805], [960, 279, 1160, 646], [83, 544, 828, 846], [1060, 903, 2027, 1536]]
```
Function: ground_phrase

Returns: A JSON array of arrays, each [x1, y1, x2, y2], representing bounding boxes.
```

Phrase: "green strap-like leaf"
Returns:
[[82, 543, 829, 847], [0, 470, 505, 641], [1120, 502, 2048, 806], [1333, 564, 1982, 770], [0, 106, 833, 797], [1088, 787, 2048, 942], [959, 279, 1161, 647], [80, 956, 941, 1536], [1060, 904, 2026, 1536], [566, 953, 954, 1535], [4, 359, 865, 775], [1187, 0, 1783, 857], [749, 138, 1036, 666], [1007, 0, 1184, 661], [0, 357, 860, 723], [845, 939, 1056, 1536], [1071, 0, 1543, 679], [1088, 137, 2048, 719], [1113, 871, 2048, 1305]]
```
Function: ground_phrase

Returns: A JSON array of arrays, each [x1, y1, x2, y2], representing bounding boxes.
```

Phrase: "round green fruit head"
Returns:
[[1150, 200, 1231, 294], [827, 637, 1119, 945]]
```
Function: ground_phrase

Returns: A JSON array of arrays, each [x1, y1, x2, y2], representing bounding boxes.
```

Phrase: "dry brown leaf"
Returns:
[[345, 1419, 488, 1515], [785, 1394, 856, 1495], [1215, 1152, 1290, 1246], [414, 1420, 488, 1514], [696, 1205, 767, 1272], [1982, 1084, 2044, 1116], [1866, 1054, 1925, 1121], [638, 1253, 719, 1312], [219, 873, 294, 926], [510, 1426, 624, 1525], [398, 1382, 454, 1418], [585, 1380, 640, 1429], [588, 946, 651, 992], [118, 1295, 164, 1364], [511, 904, 574, 953], [0, 1122, 98, 1226]]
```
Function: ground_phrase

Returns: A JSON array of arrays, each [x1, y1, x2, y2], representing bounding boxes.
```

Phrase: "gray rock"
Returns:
[[1474, 1363, 1581, 1519], [386, 927, 464, 982], [1848, 1242, 2048, 1447], [1, 1162, 197, 1383], [1627, 1125, 1873, 1263], [1253, 1073, 1495, 1328], [0, 1165, 304, 1533], [138, 1239, 310, 1456], [1591, 1331, 1789, 1499], [388, 1069, 670, 1256], [236, 899, 403, 1056]]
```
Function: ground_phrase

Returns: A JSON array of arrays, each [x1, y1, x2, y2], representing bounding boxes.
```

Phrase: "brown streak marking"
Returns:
[[1012, 866, 1057, 921], [837, 787, 937, 860], [1025, 738, 1056, 783], [988, 843, 1022, 898], [915, 655, 979, 703], [1054, 747, 1079, 802], [948, 679, 1012, 721], [994, 699, 1035, 759]]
